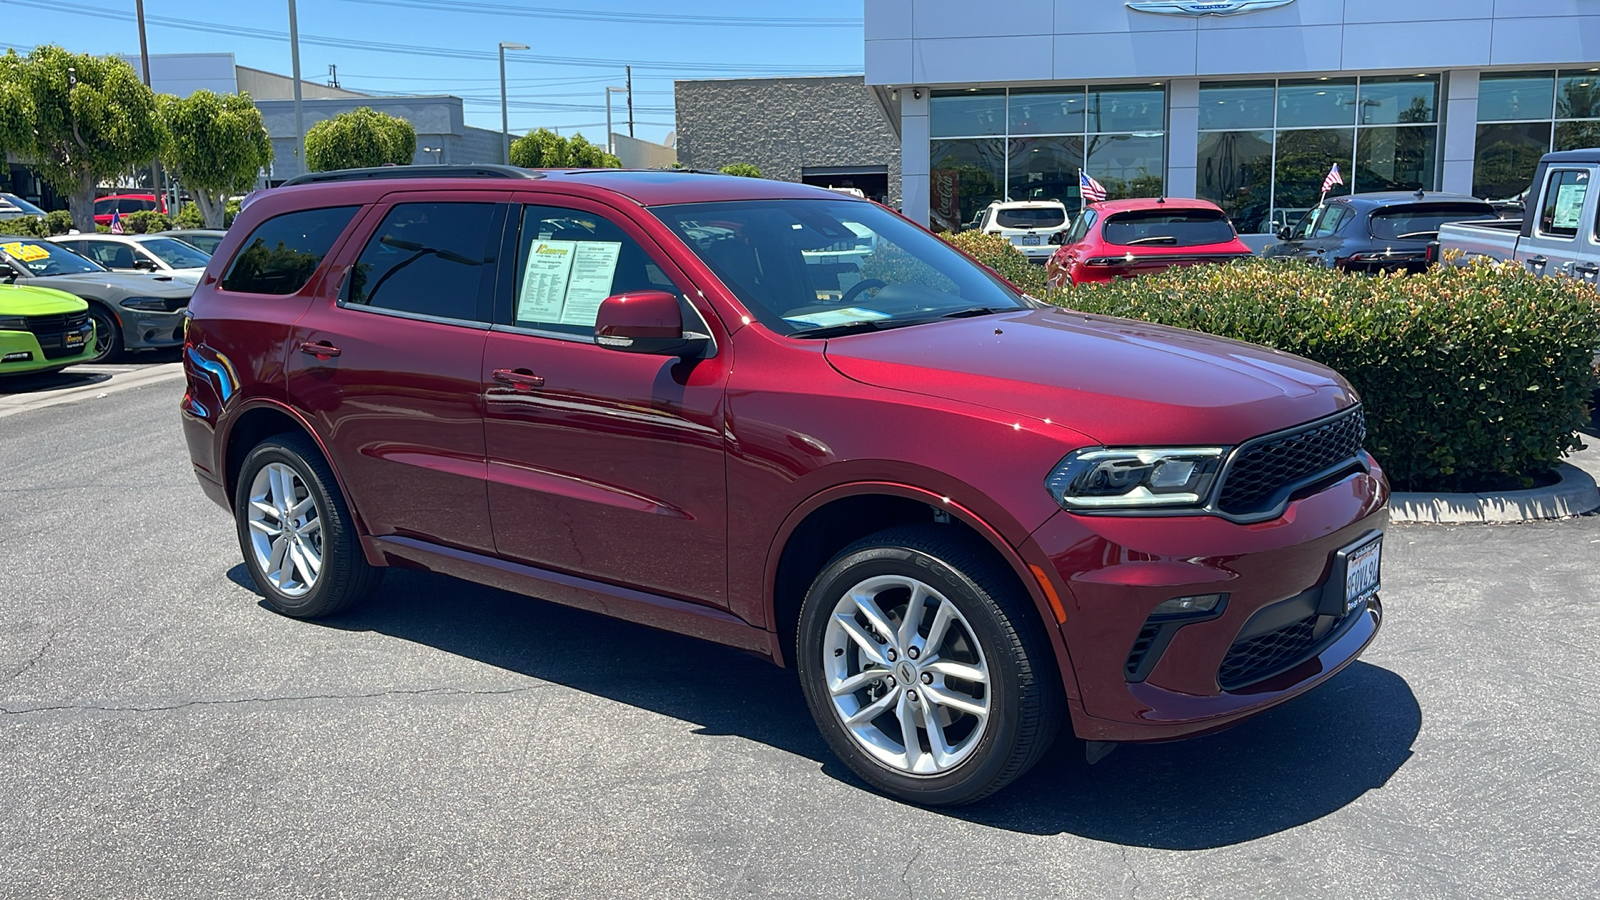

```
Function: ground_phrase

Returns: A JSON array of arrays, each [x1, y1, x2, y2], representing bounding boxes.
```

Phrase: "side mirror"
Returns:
[[132, 257, 158, 270], [1049, 232, 1067, 245], [594, 290, 710, 358], [1277, 227, 1293, 241]]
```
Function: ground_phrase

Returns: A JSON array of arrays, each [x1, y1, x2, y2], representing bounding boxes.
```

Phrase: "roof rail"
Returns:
[[281, 164, 543, 187]]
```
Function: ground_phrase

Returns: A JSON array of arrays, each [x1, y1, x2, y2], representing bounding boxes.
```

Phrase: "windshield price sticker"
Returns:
[[1, 241, 48, 262]]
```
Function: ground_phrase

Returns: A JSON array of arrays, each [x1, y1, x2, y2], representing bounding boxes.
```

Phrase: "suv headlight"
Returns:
[[1046, 447, 1227, 510], [120, 296, 170, 311]]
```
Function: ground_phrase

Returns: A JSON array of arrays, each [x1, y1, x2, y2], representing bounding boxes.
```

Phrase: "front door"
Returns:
[[481, 196, 731, 608], [286, 193, 506, 555], [1517, 167, 1592, 279]]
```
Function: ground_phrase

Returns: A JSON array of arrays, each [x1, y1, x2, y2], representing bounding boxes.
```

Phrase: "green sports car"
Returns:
[[0, 283, 96, 376]]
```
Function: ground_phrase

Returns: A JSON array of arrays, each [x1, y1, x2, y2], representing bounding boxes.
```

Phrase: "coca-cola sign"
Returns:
[[932, 169, 961, 231]]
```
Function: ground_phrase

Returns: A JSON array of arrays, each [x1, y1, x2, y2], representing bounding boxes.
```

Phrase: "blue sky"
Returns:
[[0, 0, 866, 144]]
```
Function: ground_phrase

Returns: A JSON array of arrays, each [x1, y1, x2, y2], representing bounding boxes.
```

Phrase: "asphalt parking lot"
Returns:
[[1, 378, 1597, 899]]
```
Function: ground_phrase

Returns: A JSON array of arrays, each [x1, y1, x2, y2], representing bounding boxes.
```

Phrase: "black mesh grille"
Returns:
[[1124, 623, 1162, 679], [1217, 615, 1319, 690], [1217, 407, 1366, 516], [24, 311, 92, 360]]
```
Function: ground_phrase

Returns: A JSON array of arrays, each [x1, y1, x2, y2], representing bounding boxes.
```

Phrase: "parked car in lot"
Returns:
[[162, 230, 228, 255], [0, 283, 95, 376], [1263, 192, 1497, 274], [48, 233, 210, 283], [1437, 149, 1600, 284], [92, 193, 167, 226], [183, 165, 1387, 806], [974, 199, 1071, 264], [0, 238, 192, 362], [1045, 198, 1254, 288], [0, 192, 48, 222]]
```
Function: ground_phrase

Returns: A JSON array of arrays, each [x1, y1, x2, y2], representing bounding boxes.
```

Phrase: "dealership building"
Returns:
[[864, 0, 1600, 233]]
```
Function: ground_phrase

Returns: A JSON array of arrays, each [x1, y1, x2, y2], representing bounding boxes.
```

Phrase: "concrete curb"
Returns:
[[1390, 438, 1600, 524], [0, 362, 184, 420]]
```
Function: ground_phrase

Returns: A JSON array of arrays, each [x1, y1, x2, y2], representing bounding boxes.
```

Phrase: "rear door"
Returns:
[[286, 191, 506, 555], [480, 194, 731, 608], [1517, 167, 1592, 278]]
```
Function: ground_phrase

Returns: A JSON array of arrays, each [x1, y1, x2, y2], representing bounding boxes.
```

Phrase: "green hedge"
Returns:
[[1053, 258, 1600, 492], [941, 230, 1049, 295]]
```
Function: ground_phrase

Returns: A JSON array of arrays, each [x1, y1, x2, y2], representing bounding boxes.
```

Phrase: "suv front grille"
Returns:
[[1216, 407, 1366, 517], [25, 311, 92, 359], [1217, 615, 1319, 690]]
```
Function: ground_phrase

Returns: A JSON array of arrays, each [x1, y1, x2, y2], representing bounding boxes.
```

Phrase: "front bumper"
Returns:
[[118, 307, 187, 351], [0, 326, 95, 375], [1028, 465, 1389, 743]]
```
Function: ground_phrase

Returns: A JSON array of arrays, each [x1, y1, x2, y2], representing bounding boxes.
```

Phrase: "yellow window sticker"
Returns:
[[1, 241, 49, 262]]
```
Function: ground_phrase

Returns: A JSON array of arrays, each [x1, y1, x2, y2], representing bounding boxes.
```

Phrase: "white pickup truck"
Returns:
[[1437, 149, 1600, 285]]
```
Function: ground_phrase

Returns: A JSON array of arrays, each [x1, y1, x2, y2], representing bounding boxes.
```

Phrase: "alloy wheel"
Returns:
[[245, 462, 323, 598]]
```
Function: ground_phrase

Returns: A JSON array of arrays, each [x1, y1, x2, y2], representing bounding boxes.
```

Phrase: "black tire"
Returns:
[[796, 524, 1063, 806], [234, 433, 382, 618], [84, 304, 122, 363]]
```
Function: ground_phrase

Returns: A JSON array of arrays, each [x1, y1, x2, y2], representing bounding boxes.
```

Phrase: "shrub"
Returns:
[[174, 202, 205, 230], [0, 216, 43, 236], [123, 209, 172, 234], [224, 198, 240, 228], [1054, 258, 1600, 492], [941, 230, 1049, 296], [718, 163, 762, 178], [42, 209, 73, 235]]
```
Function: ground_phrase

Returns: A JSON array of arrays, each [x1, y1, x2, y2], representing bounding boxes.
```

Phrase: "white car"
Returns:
[[976, 200, 1071, 263], [46, 233, 211, 283]]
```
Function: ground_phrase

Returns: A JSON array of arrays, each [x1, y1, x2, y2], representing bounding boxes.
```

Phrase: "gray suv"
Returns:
[[0, 237, 193, 362]]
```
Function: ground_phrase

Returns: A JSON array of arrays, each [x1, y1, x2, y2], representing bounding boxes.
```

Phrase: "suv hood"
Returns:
[[23, 271, 194, 298], [822, 307, 1356, 447]]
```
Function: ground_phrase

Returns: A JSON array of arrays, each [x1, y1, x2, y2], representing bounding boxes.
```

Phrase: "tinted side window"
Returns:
[[1312, 206, 1348, 238], [346, 203, 498, 321], [1538, 169, 1588, 239], [221, 206, 360, 295], [510, 204, 678, 337]]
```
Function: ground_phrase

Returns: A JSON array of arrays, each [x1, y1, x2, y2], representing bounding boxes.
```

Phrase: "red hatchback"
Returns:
[[1046, 198, 1254, 288], [180, 166, 1387, 806]]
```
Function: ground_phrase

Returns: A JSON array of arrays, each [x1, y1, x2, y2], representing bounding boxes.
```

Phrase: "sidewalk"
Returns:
[[0, 361, 185, 420]]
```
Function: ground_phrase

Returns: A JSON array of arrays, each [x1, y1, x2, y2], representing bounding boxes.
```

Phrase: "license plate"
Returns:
[[64, 331, 85, 346], [1021, 235, 1040, 246], [1344, 535, 1382, 614]]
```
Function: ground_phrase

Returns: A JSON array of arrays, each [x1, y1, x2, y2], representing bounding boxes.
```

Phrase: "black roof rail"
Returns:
[[281, 164, 543, 187]]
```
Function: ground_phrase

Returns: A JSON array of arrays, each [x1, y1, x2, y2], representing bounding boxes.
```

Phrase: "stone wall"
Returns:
[[675, 76, 900, 207]]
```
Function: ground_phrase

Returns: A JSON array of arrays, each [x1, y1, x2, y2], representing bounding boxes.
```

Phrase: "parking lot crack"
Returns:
[[3, 628, 55, 684], [1119, 845, 1144, 900], [901, 844, 922, 900], [0, 684, 547, 716]]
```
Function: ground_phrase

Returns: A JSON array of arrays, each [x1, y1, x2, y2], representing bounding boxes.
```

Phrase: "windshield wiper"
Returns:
[[1123, 236, 1179, 245], [938, 306, 1011, 319], [1391, 231, 1439, 240]]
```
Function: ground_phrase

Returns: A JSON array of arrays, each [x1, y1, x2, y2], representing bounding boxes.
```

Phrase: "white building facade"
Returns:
[[866, 0, 1600, 232]]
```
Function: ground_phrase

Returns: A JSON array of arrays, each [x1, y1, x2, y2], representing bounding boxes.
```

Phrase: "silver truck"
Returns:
[[1437, 149, 1600, 285]]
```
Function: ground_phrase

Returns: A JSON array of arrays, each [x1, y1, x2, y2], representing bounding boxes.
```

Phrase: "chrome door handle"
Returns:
[[299, 341, 341, 359], [1528, 255, 1549, 269], [492, 368, 545, 390]]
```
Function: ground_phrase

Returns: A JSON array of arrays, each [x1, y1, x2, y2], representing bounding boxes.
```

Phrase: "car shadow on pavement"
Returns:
[[228, 564, 1420, 849], [0, 369, 111, 396]]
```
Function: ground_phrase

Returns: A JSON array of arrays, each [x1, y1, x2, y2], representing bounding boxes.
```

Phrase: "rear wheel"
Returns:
[[797, 525, 1062, 806], [84, 305, 122, 363], [234, 433, 382, 618]]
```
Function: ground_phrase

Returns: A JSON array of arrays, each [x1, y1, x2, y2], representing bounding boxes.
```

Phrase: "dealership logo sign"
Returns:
[[1128, 0, 1296, 16]]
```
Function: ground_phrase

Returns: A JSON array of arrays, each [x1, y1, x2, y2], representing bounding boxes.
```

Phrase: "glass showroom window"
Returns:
[[1475, 69, 1600, 201], [930, 85, 1167, 231], [1198, 75, 1439, 234]]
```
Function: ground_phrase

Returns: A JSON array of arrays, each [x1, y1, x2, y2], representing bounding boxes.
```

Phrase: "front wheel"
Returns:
[[796, 525, 1062, 806], [234, 433, 382, 618], [84, 305, 122, 363]]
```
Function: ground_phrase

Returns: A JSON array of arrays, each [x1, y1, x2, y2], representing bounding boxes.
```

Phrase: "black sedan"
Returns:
[[1262, 191, 1499, 273]]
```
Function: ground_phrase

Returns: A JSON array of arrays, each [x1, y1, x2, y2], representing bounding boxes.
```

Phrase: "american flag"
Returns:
[[1321, 163, 1344, 195], [109, 209, 124, 234], [1080, 170, 1107, 203]]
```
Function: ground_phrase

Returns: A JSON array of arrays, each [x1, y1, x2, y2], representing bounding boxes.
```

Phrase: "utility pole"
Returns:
[[135, 0, 163, 203], [626, 65, 634, 138], [289, 0, 306, 175], [327, 64, 339, 89], [499, 42, 528, 165]]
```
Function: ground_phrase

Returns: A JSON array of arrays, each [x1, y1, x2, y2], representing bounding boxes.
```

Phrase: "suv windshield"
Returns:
[[139, 237, 211, 268], [994, 207, 1066, 229], [1103, 209, 1236, 247], [1369, 203, 1498, 240], [653, 199, 1030, 336], [0, 239, 105, 276]]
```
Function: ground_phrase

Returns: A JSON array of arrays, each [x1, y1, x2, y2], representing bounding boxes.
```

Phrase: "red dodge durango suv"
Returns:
[[180, 166, 1388, 806]]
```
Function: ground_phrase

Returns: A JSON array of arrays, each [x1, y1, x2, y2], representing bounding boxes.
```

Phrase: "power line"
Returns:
[[332, 0, 861, 28], [3, 0, 864, 74]]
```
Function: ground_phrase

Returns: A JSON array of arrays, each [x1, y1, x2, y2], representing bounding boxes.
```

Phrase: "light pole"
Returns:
[[289, 1, 306, 173], [604, 86, 627, 155], [499, 42, 528, 165], [422, 146, 443, 164]]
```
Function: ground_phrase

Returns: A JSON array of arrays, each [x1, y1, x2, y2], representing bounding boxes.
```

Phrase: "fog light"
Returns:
[[1151, 593, 1224, 618], [2, 351, 32, 363]]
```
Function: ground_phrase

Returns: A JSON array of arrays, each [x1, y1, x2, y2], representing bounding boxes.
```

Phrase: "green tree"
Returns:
[[0, 46, 165, 233], [158, 90, 272, 228], [510, 128, 620, 168], [304, 106, 415, 172], [719, 163, 763, 178]]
